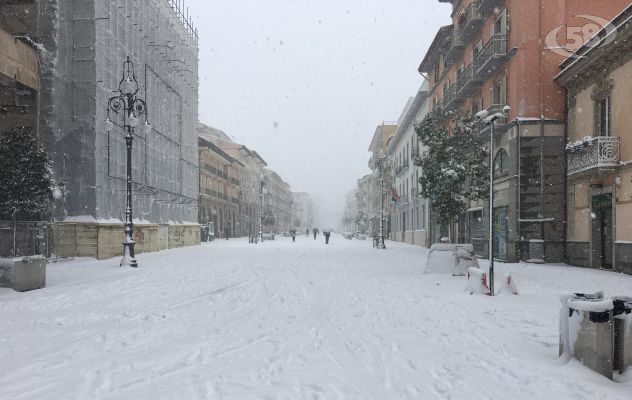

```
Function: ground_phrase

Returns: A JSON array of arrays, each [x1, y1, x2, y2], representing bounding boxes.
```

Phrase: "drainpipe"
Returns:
[[539, 0, 546, 260], [516, 119, 521, 258]]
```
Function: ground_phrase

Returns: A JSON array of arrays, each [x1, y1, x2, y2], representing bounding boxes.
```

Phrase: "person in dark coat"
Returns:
[[313, 227, 319, 240], [224, 226, 230, 240], [324, 230, 331, 244], [306, 228, 310, 237], [291, 229, 296, 242]]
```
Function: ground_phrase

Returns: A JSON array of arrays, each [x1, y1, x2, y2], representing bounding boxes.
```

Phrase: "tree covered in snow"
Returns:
[[262, 210, 276, 227], [0, 127, 54, 220], [415, 106, 488, 232]]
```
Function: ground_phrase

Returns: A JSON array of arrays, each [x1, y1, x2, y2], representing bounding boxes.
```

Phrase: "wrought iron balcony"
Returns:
[[456, 63, 482, 100], [457, 1, 484, 43], [478, 0, 503, 15], [566, 136, 620, 175], [445, 31, 465, 65], [443, 83, 460, 109], [475, 34, 508, 81]]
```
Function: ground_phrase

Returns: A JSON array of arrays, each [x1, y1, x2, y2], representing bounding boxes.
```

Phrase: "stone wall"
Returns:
[[53, 222, 200, 260]]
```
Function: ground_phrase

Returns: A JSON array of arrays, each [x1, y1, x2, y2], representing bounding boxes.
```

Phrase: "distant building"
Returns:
[[198, 134, 243, 239], [387, 81, 430, 247], [197, 122, 268, 238], [292, 192, 315, 230], [39, 0, 200, 258], [368, 122, 397, 236], [263, 169, 292, 234]]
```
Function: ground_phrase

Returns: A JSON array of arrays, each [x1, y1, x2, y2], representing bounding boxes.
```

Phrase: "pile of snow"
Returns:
[[424, 243, 478, 276]]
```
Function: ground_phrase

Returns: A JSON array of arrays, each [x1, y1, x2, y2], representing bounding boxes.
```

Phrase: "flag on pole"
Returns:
[[391, 188, 400, 202]]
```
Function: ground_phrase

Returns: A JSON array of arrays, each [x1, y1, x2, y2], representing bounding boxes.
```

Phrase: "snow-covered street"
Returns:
[[1, 237, 631, 400]]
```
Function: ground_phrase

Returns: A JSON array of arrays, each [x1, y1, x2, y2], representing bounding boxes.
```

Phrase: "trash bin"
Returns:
[[560, 292, 632, 379], [613, 297, 632, 374]]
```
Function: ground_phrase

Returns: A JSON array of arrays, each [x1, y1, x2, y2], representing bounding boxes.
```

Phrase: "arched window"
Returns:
[[494, 149, 509, 178]]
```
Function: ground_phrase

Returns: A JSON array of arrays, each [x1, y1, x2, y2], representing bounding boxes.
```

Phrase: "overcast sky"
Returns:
[[187, 0, 451, 226]]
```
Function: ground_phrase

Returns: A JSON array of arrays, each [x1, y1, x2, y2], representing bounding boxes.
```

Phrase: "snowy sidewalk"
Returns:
[[1, 236, 631, 399]]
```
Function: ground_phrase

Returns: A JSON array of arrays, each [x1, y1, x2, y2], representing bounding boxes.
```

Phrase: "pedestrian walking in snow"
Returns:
[[224, 226, 230, 240], [306, 228, 309, 237], [313, 227, 319, 240], [291, 229, 296, 242], [324, 230, 331, 244]]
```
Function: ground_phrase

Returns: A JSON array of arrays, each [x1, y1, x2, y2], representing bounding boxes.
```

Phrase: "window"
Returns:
[[596, 96, 611, 136], [493, 76, 506, 105], [494, 149, 509, 178], [470, 97, 480, 116], [493, 10, 507, 35], [473, 38, 483, 62]]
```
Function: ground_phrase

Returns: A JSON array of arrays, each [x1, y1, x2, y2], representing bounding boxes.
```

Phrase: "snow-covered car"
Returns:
[[262, 233, 275, 240]]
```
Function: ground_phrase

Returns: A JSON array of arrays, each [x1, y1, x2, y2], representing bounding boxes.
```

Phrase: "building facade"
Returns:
[[292, 192, 315, 232], [37, 0, 201, 259], [198, 134, 242, 239], [388, 82, 431, 247], [557, 4, 632, 275], [263, 169, 292, 234], [201, 125, 268, 238], [0, 1, 39, 136], [368, 122, 397, 237], [419, 0, 628, 262]]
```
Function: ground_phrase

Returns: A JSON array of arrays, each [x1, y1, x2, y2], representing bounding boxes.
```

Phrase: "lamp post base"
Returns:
[[120, 242, 138, 268]]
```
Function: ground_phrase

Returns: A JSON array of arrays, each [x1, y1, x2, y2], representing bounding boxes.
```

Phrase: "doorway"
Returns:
[[493, 207, 508, 260], [591, 193, 613, 269]]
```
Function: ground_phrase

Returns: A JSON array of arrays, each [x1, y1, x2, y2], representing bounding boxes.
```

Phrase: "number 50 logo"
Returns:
[[545, 15, 616, 59]]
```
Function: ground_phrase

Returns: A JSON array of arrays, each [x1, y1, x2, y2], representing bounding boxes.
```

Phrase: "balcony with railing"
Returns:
[[478, 0, 503, 15], [396, 161, 410, 177], [457, 1, 484, 43], [443, 83, 460, 109], [455, 63, 482, 100], [566, 136, 620, 175], [475, 34, 508, 81], [445, 31, 465, 66]]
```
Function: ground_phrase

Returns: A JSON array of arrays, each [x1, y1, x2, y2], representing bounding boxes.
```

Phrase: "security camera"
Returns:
[[475, 110, 489, 121], [503, 105, 511, 115]]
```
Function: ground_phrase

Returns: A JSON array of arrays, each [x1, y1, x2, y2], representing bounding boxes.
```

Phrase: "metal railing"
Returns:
[[444, 83, 459, 108], [445, 31, 466, 65], [475, 34, 508, 78], [456, 63, 481, 99], [457, 1, 484, 42], [567, 136, 620, 175], [0, 221, 52, 258], [478, 0, 503, 15]]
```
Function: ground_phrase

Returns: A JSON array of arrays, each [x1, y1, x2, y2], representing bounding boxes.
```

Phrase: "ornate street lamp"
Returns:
[[373, 150, 390, 250], [259, 174, 265, 242], [475, 105, 511, 296], [105, 56, 151, 268]]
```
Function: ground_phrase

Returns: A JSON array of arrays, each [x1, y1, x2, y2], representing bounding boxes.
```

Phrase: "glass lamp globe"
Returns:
[[120, 76, 135, 95], [128, 112, 138, 128], [105, 116, 114, 131]]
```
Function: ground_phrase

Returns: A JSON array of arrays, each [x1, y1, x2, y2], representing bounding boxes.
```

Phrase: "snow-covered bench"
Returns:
[[424, 243, 479, 276]]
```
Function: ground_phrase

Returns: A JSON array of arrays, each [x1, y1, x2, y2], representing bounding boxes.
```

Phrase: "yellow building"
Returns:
[[556, 5, 632, 274], [198, 135, 243, 239]]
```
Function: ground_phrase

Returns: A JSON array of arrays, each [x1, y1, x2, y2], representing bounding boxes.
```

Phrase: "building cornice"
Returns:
[[418, 25, 453, 74]]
